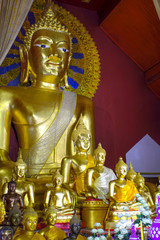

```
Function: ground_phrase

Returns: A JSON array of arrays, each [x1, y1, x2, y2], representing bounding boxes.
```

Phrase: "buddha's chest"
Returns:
[[72, 159, 88, 175]]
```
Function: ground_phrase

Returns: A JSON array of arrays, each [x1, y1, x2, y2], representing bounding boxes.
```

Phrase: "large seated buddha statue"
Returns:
[[105, 157, 141, 229], [0, 1, 95, 185], [61, 115, 96, 202]]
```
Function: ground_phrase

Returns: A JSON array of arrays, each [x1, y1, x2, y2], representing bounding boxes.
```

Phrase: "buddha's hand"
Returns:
[[0, 149, 12, 165], [70, 190, 77, 208]]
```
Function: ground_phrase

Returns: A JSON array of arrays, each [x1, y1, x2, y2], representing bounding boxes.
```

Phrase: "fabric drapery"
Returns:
[[0, 0, 33, 66]]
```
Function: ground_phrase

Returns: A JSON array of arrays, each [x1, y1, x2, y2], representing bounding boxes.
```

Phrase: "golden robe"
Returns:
[[44, 226, 67, 240], [74, 155, 95, 196], [115, 180, 138, 203]]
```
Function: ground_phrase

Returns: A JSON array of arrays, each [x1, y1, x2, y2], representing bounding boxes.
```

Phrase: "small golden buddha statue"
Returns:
[[105, 157, 140, 229], [61, 115, 96, 202], [0, 199, 6, 224], [134, 173, 155, 211], [92, 143, 116, 201], [126, 162, 137, 182], [39, 206, 67, 240], [64, 211, 87, 240], [0, 0, 95, 183], [2, 149, 35, 208], [2, 179, 24, 223], [44, 169, 74, 222], [13, 207, 45, 240]]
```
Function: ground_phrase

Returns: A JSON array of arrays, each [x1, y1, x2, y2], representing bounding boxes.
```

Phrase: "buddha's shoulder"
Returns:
[[76, 94, 93, 105]]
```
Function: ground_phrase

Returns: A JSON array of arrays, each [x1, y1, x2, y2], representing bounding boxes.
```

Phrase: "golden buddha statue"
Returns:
[[61, 115, 96, 202], [134, 173, 155, 211], [105, 157, 140, 229], [13, 207, 45, 240], [91, 143, 116, 202], [44, 169, 74, 222], [0, 199, 6, 224], [2, 149, 35, 208], [126, 162, 137, 182], [0, 1, 95, 182], [39, 206, 67, 240]]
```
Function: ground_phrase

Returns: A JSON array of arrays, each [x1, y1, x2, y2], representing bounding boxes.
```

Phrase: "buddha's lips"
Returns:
[[46, 61, 61, 65]]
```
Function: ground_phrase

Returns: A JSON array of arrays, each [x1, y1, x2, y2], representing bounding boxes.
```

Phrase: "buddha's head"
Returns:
[[52, 169, 63, 187], [126, 162, 137, 182], [14, 149, 27, 179], [115, 157, 128, 178], [94, 143, 106, 169], [72, 115, 91, 153], [45, 206, 57, 226], [8, 179, 16, 194], [8, 205, 22, 226], [22, 208, 38, 231], [134, 173, 145, 189], [70, 212, 81, 235], [19, 5, 72, 88]]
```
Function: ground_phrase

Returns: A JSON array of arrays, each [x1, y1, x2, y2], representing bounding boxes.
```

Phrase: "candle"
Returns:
[[140, 221, 144, 240]]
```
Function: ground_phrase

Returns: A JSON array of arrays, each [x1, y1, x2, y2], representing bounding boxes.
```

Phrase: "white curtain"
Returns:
[[0, 0, 34, 66]]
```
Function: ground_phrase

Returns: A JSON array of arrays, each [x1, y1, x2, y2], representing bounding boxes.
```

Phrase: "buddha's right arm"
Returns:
[[0, 88, 12, 156]]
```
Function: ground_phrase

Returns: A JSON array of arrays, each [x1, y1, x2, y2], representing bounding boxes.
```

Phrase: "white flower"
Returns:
[[115, 222, 121, 228], [142, 211, 149, 216], [120, 228, 128, 235], [142, 218, 148, 225], [137, 196, 143, 201], [117, 213, 123, 218], [87, 237, 93, 240], [117, 234, 124, 239], [126, 222, 132, 229], [94, 223, 101, 227], [125, 212, 131, 217], [135, 193, 140, 198], [123, 206, 129, 211], [100, 236, 106, 240], [97, 229, 104, 234], [95, 237, 100, 240], [140, 199, 146, 204], [120, 219, 126, 224], [139, 206, 145, 212], [114, 228, 119, 233], [91, 229, 97, 234]]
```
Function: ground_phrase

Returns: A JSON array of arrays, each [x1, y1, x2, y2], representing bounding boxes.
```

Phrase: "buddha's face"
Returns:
[[8, 183, 16, 194], [116, 166, 127, 178], [55, 176, 63, 186], [29, 29, 71, 83], [47, 213, 57, 226], [10, 213, 21, 226], [127, 173, 136, 182], [71, 223, 81, 235], [15, 165, 26, 178], [76, 133, 91, 152], [24, 216, 38, 231], [96, 152, 106, 167], [137, 179, 145, 188]]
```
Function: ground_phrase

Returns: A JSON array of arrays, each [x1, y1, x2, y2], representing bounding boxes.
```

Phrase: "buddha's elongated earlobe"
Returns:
[[19, 44, 29, 85], [64, 71, 69, 88]]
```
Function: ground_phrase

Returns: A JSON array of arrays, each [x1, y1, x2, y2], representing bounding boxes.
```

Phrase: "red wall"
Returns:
[[10, 3, 160, 171], [61, 3, 160, 170]]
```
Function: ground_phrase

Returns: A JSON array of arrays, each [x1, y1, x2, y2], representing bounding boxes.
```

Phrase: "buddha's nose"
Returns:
[[50, 44, 59, 56]]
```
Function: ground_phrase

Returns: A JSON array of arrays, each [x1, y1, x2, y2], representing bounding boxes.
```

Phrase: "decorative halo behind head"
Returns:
[[94, 143, 106, 157], [72, 115, 90, 143]]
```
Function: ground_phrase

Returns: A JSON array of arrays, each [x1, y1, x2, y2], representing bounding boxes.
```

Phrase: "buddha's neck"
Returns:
[[25, 230, 35, 236], [35, 80, 60, 90]]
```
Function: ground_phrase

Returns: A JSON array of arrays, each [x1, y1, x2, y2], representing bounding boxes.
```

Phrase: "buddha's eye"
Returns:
[[34, 44, 50, 48], [58, 47, 69, 53]]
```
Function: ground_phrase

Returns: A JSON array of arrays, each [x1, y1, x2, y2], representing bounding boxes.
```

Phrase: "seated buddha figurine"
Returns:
[[2, 149, 35, 208], [2, 179, 24, 223], [39, 206, 67, 240], [134, 173, 155, 211], [64, 211, 87, 240], [8, 205, 22, 235], [105, 157, 140, 229], [61, 115, 96, 201], [126, 162, 137, 182], [13, 207, 45, 240], [0, 1, 95, 183], [44, 169, 74, 222], [91, 143, 116, 202]]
